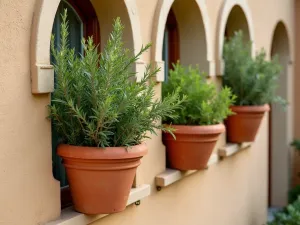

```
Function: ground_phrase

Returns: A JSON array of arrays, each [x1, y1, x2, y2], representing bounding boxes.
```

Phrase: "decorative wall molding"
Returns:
[[30, 0, 143, 93]]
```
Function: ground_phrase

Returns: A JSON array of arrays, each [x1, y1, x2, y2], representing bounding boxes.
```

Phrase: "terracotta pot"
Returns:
[[225, 104, 270, 143], [163, 124, 225, 170], [57, 143, 147, 214]]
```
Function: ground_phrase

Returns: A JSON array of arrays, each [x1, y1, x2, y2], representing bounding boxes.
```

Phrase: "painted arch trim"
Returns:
[[152, 0, 214, 79], [30, 0, 143, 94]]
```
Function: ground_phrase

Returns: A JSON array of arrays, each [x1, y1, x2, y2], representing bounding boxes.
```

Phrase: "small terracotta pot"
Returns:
[[225, 104, 270, 143], [163, 124, 225, 170], [57, 143, 147, 214]]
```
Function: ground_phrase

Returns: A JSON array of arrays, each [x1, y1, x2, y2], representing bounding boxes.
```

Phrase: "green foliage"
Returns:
[[48, 10, 184, 147], [268, 199, 300, 225], [162, 63, 236, 125], [291, 140, 300, 151], [223, 31, 285, 106], [289, 186, 300, 204]]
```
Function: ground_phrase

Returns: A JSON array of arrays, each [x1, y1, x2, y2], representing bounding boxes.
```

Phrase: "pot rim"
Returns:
[[163, 123, 225, 135], [57, 143, 148, 160], [230, 104, 270, 113]]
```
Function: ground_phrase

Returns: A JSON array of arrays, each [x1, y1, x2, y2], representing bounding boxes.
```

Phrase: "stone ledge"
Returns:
[[155, 153, 219, 188], [218, 142, 252, 158], [46, 184, 150, 225]]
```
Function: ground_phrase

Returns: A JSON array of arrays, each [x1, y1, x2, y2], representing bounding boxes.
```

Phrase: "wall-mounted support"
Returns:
[[218, 142, 252, 158], [155, 153, 219, 189], [46, 184, 150, 225]]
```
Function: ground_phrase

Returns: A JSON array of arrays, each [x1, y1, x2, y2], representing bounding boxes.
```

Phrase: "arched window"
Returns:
[[224, 5, 250, 41], [51, 0, 100, 208], [161, 0, 209, 81], [162, 9, 179, 82]]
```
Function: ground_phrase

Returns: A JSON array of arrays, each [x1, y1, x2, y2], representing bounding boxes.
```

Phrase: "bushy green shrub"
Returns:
[[268, 199, 300, 225], [162, 63, 236, 125], [223, 31, 285, 106], [48, 10, 184, 147]]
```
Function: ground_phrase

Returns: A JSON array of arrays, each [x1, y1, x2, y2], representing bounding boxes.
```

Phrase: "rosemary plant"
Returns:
[[223, 31, 286, 107], [49, 10, 183, 147]]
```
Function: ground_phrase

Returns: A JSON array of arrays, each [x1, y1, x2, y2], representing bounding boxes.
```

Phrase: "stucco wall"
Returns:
[[0, 0, 295, 224]]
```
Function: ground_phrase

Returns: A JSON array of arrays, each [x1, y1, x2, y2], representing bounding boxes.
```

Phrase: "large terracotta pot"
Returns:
[[57, 143, 147, 214], [163, 124, 225, 170], [225, 104, 270, 143]]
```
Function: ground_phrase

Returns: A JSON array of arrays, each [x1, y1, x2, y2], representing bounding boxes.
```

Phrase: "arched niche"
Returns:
[[270, 21, 292, 207], [217, 0, 255, 75], [152, 0, 213, 81], [30, 0, 143, 94]]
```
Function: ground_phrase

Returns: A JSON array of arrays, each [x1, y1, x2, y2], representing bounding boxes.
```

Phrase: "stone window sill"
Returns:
[[155, 153, 219, 189], [155, 142, 251, 189], [46, 184, 150, 225], [218, 142, 251, 158]]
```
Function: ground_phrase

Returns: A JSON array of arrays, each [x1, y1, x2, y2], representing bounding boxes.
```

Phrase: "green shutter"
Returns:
[[162, 29, 169, 82], [51, 1, 83, 187]]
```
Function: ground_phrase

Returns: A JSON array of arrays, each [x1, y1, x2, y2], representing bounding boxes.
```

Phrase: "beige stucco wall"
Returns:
[[0, 0, 295, 224]]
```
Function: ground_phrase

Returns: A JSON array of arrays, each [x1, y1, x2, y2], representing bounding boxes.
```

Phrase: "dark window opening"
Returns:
[[162, 8, 179, 82]]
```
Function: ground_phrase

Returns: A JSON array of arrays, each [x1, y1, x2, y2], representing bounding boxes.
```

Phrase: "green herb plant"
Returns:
[[162, 63, 236, 125], [268, 199, 300, 225], [49, 10, 184, 148], [223, 30, 286, 107]]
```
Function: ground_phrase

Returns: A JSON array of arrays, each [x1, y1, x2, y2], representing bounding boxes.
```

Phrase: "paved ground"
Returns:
[[268, 207, 282, 222]]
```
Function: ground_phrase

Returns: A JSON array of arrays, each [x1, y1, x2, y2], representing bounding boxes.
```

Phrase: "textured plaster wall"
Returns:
[[0, 0, 295, 224], [0, 0, 60, 224]]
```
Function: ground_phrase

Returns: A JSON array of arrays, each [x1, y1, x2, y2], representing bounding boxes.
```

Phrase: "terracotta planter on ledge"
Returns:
[[225, 104, 270, 143], [162, 124, 225, 170], [57, 143, 147, 215]]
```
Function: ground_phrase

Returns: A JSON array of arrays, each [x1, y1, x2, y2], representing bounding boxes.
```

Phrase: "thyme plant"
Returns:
[[49, 10, 183, 147], [162, 63, 236, 125], [223, 31, 285, 106]]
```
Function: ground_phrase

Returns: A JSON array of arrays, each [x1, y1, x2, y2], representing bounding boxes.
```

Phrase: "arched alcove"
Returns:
[[30, 0, 143, 94], [270, 21, 291, 207], [153, 0, 213, 80], [224, 5, 250, 41], [217, 0, 254, 75]]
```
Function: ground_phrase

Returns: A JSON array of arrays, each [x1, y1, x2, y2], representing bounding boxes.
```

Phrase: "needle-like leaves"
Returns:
[[49, 10, 184, 147]]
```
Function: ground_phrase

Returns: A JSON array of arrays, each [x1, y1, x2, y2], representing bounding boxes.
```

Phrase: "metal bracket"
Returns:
[[135, 200, 141, 206]]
